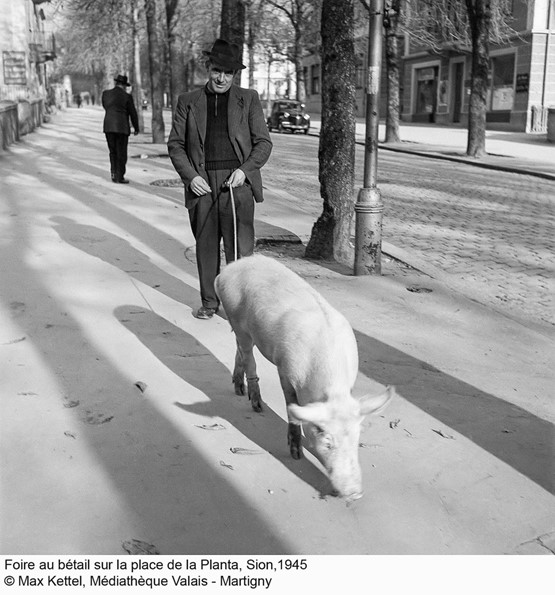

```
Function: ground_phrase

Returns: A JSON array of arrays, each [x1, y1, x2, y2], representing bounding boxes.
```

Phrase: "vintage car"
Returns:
[[266, 100, 310, 134]]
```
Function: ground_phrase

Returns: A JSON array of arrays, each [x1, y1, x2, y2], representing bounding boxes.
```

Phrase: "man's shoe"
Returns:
[[116, 178, 130, 184], [194, 306, 217, 320]]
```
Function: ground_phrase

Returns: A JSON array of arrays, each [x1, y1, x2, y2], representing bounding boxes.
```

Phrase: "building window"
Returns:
[[415, 66, 438, 115], [311, 64, 320, 95], [303, 67, 309, 95], [489, 53, 515, 110]]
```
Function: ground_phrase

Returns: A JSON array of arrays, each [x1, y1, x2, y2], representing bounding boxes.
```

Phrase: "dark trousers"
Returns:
[[105, 132, 129, 181], [189, 168, 255, 310]]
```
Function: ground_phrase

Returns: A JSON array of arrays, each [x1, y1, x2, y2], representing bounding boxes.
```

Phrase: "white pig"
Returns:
[[214, 254, 394, 501]]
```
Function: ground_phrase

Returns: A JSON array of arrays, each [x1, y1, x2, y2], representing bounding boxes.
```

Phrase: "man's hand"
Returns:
[[134, 130, 139, 136], [190, 176, 212, 196], [226, 168, 246, 188]]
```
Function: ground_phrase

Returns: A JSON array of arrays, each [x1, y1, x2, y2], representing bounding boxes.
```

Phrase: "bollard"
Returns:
[[354, 188, 383, 275]]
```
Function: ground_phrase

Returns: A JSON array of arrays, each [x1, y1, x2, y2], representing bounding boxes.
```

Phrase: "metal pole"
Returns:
[[354, 0, 384, 275]]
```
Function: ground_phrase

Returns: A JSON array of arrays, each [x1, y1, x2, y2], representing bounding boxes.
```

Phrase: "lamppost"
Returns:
[[354, 0, 384, 275]]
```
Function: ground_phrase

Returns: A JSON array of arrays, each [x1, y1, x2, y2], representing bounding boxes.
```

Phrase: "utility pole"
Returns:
[[354, 0, 384, 275]]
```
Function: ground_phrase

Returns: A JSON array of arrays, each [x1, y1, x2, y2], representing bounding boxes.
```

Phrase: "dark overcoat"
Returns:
[[102, 87, 139, 135], [167, 85, 272, 210]]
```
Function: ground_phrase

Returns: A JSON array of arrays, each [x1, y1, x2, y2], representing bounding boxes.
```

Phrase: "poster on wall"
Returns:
[[492, 86, 514, 110], [3, 51, 27, 85]]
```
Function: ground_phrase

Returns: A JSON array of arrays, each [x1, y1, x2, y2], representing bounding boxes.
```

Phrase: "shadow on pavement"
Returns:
[[1, 186, 293, 556], [354, 330, 555, 496], [114, 306, 332, 498]]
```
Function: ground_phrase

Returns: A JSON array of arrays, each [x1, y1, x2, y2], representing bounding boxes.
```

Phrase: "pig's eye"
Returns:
[[320, 434, 335, 450]]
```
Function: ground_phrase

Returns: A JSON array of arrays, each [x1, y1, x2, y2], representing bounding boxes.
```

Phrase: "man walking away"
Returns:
[[167, 39, 272, 320], [102, 74, 139, 184]]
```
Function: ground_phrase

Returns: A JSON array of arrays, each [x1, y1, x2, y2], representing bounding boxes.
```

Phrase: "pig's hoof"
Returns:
[[250, 395, 263, 412], [288, 425, 303, 459], [247, 378, 262, 412], [290, 443, 303, 460], [232, 374, 245, 396]]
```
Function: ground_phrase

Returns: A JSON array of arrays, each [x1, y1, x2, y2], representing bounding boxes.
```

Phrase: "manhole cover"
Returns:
[[150, 178, 184, 187]]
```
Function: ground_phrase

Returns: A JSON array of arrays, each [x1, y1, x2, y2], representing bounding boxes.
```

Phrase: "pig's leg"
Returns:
[[231, 341, 245, 396], [280, 374, 303, 459], [235, 331, 262, 412]]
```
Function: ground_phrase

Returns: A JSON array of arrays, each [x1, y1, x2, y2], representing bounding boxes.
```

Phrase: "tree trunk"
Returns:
[[165, 0, 186, 113], [145, 0, 165, 144], [466, 0, 490, 158], [384, 0, 401, 143], [247, 21, 256, 89], [131, 4, 144, 133], [294, 27, 306, 101], [305, 0, 356, 264], [220, 0, 246, 84]]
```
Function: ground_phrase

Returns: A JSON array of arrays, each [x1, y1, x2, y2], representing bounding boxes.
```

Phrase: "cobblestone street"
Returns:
[[263, 134, 555, 331]]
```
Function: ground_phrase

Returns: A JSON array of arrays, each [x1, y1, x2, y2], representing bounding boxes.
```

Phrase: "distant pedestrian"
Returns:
[[75, 94, 82, 108], [101, 74, 139, 184], [167, 39, 272, 320]]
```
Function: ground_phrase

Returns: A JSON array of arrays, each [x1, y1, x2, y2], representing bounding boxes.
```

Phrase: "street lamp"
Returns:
[[354, 0, 384, 275]]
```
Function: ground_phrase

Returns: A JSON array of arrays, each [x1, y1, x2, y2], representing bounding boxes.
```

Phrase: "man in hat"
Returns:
[[168, 39, 272, 320], [102, 74, 140, 184]]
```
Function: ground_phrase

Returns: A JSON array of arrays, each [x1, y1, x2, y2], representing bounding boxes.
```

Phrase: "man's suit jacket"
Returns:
[[167, 85, 272, 210], [102, 86, 139, 135]]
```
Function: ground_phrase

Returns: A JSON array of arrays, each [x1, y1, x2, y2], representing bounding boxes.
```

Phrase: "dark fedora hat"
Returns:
[[114, 74, 131, 86], [202, 39, 246, 70]]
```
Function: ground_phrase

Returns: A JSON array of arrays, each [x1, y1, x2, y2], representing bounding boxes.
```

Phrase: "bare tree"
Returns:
[[165, 0, 187, 112], [220, 0, 247, 46], [406, 0, 517, 157], [266, 0, 321, 101], [145, 0, 165, 143], [305, 0, 356, 263]]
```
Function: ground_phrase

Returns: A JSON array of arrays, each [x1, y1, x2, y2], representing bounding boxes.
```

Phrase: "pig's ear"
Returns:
[[288, 402, 330, 426], [359, 385, 395, 417]]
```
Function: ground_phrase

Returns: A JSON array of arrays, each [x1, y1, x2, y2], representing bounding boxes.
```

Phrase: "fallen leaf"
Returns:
[[64, 431, 76, 439], [389, 418, 401, 429], [230, 447, 263, 455], [121, 539, 159, 555], [432, 429, 455, 440], [2, 336, 26, 345], [134, 381, 147, 393], [195, 423, 226, 431], [220, 461, 234, 470]]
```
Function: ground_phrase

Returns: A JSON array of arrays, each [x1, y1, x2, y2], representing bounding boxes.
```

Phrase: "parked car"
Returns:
[[267, 100, 310, 134]]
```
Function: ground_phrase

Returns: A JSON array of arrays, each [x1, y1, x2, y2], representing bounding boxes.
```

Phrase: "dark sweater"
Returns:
[[205, 87, 240, 170]]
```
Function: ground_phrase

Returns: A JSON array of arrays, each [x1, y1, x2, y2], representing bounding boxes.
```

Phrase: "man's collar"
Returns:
[[204, 83, 232, 97]]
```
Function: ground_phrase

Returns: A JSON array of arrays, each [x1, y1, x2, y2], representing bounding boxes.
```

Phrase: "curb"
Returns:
[[306, 128, 555, 181]]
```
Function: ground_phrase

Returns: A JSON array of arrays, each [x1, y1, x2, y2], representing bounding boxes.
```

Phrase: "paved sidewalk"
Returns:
[[309, 118, 555, 180], [1, 107, 554, 561]]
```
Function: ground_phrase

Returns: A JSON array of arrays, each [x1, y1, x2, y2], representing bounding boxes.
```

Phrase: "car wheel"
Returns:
[[278, 122, 284, 133], [304, 129, 308, 135]]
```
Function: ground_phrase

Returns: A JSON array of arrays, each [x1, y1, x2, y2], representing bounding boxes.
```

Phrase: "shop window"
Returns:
[[415, 66, 438, 120], [489, 53, 515, 111]]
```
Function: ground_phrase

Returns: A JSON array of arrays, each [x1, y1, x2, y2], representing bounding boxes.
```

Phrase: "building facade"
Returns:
[[0, 0, 56, 102], [403, 0, 555, 131], [303, 0, 555, 133]]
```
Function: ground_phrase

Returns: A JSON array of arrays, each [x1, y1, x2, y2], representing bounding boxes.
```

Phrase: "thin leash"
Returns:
[[229, 184, 238, 262]]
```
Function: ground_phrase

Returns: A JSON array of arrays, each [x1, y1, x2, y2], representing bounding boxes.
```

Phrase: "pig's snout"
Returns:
[[345, 490, 364, 503]]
